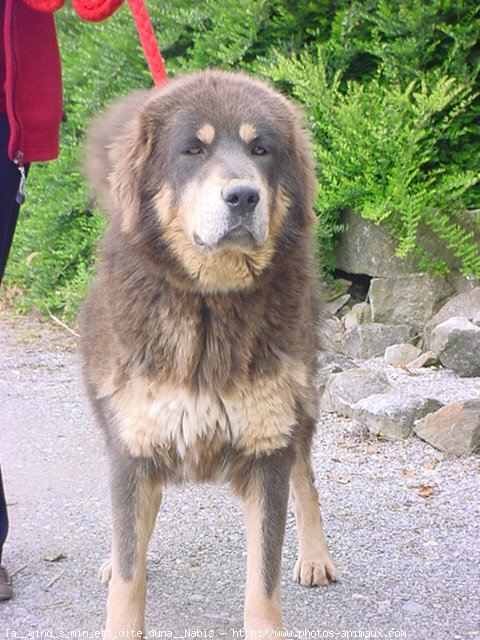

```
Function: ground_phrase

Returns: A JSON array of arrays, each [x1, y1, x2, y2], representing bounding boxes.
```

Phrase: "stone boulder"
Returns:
[[339, 324, 417, 359], [320, 314, 344, 353], [414, 400, 480, 455], [384, 343, 422, 366], [354, 394, 443, 440], [447, 274, 480, 294], [369, 274, 453, 329], [430, 317, 480, 377], [315, 352, 357, 396], [334, 209, 419, 276], [317, 351, 357, 373], [325, 294, 350, 316], [335, 208, 480, 280], [320, 368, 391, 416], [408, 351, 438, 369], [343, 302, 371, 329], [425, 288, 480, 345]]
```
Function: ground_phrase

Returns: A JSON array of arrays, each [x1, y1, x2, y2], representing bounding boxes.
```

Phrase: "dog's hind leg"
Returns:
[[234, 447, 293, 633], [290, 427, 341, 587], [104, 442, 163, 636]]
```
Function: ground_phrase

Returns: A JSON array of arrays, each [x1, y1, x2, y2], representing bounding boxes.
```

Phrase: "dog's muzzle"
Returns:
[[192, 180, 268, 250], [215, 183, 260, 247]]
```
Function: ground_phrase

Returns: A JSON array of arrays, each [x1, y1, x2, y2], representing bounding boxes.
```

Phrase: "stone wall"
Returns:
[[319, 210, 480, 456]]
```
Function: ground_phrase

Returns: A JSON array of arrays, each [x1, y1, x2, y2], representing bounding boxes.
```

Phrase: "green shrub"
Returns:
[[318, 0, 480, 197], [266, 46, 479, 276]]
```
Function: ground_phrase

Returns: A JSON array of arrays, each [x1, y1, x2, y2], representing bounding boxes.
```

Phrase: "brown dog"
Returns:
[[81, 70, 340, 636]]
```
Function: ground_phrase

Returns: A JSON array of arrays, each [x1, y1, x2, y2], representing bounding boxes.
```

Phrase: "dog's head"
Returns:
[[86, 71, 316, 293]]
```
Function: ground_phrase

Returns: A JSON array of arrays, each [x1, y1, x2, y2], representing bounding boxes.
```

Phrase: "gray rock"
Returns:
[[334, 208, 419, 276], [315, 352, 357, 395], [447, 273, 480, 294], [317, 351, 357, 372], [409, 351, 439, 369], [343, 302, 371, 329], [325, 293, 350, 315], [402, 599, 428, 615], [320, 368, 391, 417], [425, 288, 480, 344], [473, 311, 480, 326], [430, 317, 480, 377], [320, 314, 344, 352], [369, 274, 453, 328], [414, 400, 480, 455], [339, 324, 417, 359], [384, 343, 422, 366], [335, 208, 480, 279], [354, 394, 443, 440]]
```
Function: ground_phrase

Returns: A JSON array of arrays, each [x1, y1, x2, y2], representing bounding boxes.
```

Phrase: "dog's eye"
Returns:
[[251, 145, 268, 156], [184, 145, 204, 156]]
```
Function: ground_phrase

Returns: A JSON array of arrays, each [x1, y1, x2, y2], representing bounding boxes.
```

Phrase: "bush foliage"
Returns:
[[4, 0, 479, 319], [267, 49, 479, 275]]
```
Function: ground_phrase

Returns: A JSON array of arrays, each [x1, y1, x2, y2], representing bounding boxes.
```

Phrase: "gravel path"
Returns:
[[0, 316, 479, 640]]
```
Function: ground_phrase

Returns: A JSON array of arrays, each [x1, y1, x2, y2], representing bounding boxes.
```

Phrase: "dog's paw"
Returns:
[[293, 554, 342, 587], [99, 558, 113, 585]]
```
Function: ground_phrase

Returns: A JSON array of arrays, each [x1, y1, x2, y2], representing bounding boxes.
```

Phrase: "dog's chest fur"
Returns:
[[110, 360, 307, 462], [85, 252, 317, 470]]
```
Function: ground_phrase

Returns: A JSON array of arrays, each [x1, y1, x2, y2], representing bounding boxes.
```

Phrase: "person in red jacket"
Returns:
[[0, 0, 63, 281], [0, 0, 63, 600]]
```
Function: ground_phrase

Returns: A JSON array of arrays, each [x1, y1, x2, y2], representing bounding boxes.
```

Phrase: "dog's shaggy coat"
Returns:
[[81, 70, 340, 635]]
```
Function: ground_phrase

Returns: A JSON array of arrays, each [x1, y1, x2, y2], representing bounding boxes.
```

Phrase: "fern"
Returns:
[[265, 46, 480, 277]]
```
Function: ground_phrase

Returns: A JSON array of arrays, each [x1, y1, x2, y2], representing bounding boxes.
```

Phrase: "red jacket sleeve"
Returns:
[[2, 0, 63, 163]]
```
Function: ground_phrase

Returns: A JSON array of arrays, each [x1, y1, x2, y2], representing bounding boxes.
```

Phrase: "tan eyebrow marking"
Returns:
[[196, 123, 215, 144], [239, 123, 257, 144]]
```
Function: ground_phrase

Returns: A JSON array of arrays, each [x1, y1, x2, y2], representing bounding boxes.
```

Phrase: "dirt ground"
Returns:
[[1, 315, 479, 640]]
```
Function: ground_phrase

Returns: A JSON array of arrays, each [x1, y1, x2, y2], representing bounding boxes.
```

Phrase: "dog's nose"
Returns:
[[222, 184, 260, 214]]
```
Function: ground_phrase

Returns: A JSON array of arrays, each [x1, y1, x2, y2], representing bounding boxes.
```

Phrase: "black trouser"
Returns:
[[0, 113, 30, 561], [0, 113, 29, 284], [0, 469, 7, 563]]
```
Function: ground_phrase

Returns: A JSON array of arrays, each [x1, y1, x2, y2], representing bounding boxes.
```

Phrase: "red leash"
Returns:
[[21, 0, 168, 87], [125, 0, 168, 86]]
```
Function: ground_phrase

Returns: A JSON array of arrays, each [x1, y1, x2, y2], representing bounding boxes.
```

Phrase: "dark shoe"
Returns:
[[0, 565, 12, 600]]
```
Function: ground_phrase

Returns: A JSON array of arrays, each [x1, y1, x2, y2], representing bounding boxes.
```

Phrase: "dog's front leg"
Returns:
[[105, 442, 163, 637], [290, 431, 341, 587], [236, 447, 293, 634]]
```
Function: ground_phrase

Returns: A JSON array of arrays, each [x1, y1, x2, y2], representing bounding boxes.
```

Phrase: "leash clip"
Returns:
[[16, 165, 27, 205], [14, 151, 26, 205]]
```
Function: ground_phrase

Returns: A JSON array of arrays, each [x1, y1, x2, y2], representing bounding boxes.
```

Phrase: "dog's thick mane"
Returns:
[[82, 70, 322, 402], [84, 220, 320, 398]]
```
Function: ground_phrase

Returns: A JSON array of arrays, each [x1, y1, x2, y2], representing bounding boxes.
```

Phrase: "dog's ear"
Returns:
[[109, 108, 156, 233], [84, 90, 153, 233]]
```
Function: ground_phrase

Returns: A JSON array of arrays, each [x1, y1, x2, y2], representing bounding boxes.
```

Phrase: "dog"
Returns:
[[80, 70, 341, 636]]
